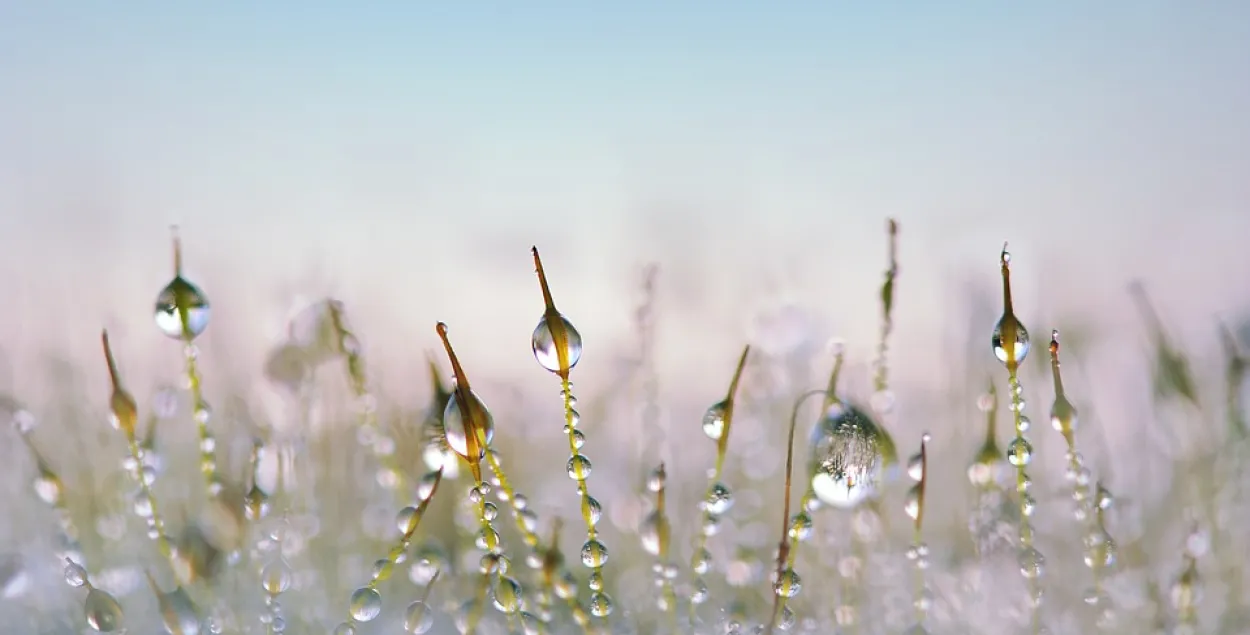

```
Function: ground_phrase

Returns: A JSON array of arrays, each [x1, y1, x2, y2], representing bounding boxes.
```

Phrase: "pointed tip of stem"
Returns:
[[170, 225, 183, 275], [101, 330, 121, 389], [531, 246, 558, 313]]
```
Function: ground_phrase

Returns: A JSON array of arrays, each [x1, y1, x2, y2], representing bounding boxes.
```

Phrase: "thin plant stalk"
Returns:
[[530, 247, 612, 620], [994, 245, 1044, 634], [101, 330, 183, 582], [688, 345, 750, 625], [327, 301, 408, 506]]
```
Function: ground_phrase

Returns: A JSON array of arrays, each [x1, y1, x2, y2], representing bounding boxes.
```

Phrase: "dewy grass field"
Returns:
[[1, 221, 1247, 635]]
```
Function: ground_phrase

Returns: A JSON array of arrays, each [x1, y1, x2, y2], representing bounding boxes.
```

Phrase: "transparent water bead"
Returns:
[[581, 540, 609, 567], [702, 400, 728, 440], [705, 482, 734, 514], [441, 390, 495, 461], [589, 591, 613, 617], [774, 568, 802, 597], [991, 314, 1031, 365], [261, 560, 293, 594], [154, 277, 211, 340], [64, 560, 88, 587], [348, 586, 383, 622], [404, 600, 434, 633], [492, 576, 523, 613], [84, 586, 124, 632], [639, 511, 667, 556], [567, 454, 592, 480], [809, 404, 884, 509], [1007, 438, 1033, 467], [532, 314, 583, 373]]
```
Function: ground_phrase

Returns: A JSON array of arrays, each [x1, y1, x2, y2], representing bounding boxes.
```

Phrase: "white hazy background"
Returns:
[[1, 4, 1248, 480]]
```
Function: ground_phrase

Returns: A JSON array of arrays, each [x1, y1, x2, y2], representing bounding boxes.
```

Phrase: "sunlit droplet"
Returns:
[[154, 277, 211, 340], [348, 587, 382, 622], [531, 314, 583, 373]]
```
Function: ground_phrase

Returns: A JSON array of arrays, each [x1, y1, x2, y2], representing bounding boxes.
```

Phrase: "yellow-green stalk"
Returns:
[[640, 462, 676, 627], [904, 433, 931, 632], [437, 322, 522, 634], [326, 301, 408, 505], [688, 345, 750, 624], [992, 245, 1044, 634], [530, 246, 613, 619], [101, 330, 185, 583], [153, 228, 222, 499]]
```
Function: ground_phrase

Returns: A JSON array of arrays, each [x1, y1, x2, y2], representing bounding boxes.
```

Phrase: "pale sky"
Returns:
[[1, 3, 1248, 434]]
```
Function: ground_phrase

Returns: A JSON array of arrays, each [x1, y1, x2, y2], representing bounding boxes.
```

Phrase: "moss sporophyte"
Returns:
[[7, 226, 1246, 633]]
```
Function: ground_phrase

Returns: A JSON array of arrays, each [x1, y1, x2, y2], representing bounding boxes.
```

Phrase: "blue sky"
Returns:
[[1, 3, 1249, 403]]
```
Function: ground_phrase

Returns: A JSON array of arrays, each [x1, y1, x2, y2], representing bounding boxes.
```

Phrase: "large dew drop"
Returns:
[[441, 390, 495, 461], [991, 314, 1030, 366], [154, 277, 211, 340], [84, 587, 124, 632], [348, 586, 383, 622], [531, 314, 582, 373], [701, 401, 728, 440], [809, 404, 885, 509], [639, 511, 667, 556]]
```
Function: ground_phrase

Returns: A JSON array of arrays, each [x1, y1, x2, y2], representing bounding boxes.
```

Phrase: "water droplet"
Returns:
[[809, 404, 884, 509], [566, 454, 592, 480], [692, 548, 711, 575], [774, 568, 801, 597], [482, 502, 498, 521], [442, 390, 495, 461], [64, 560, 87, 587], [492, 575, 523, 614], [348, 586, 382, 622], [84, 586, 125, 632], [11, 409, 36, 434], [404, 600, 434, 633], [1050, 397, 1078, 434], [788, 512, 813, 541], [396, 507, 420, 534], [992, 315, 1031, 365], [904, 485, 922, 520], [906, 452, 924, 481], [1007, 438, 1033, 466], [589, 591, 613, 617], [639, 511, 667, 556], [705, 482, 734, 515], [260, 560, 292, 594], [34, 475, 62, 506], [580, 539, 609, 567], [333, 623, 357, 635], [154, 277, 211, 340], [532, 314, 583, 373], [702, 401, 728, 440], [1018, 546, 1045, 578], [646, 466, 666, 492]]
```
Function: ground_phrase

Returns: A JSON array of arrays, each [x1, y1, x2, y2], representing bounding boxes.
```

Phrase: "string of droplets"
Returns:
[[991, 246, 1045, 633], [153, 229, 222, 499], [639, 463, 678, 626], [435, 322, 526, 634], [326, 301, 407, 505], [967, 383, 1016, 557], [333, 467, 444, 634], [1170, 525, 1207, 634], [482, 447, 564, 633], [903, 433, 932, 634], [690, 346, 750, 624], [258, 516, 294, 633], [1047, 330, 1118, 628], [102, 331, 184, 583], [531, 247, 614, 620], [13, 410, 87, 571]]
